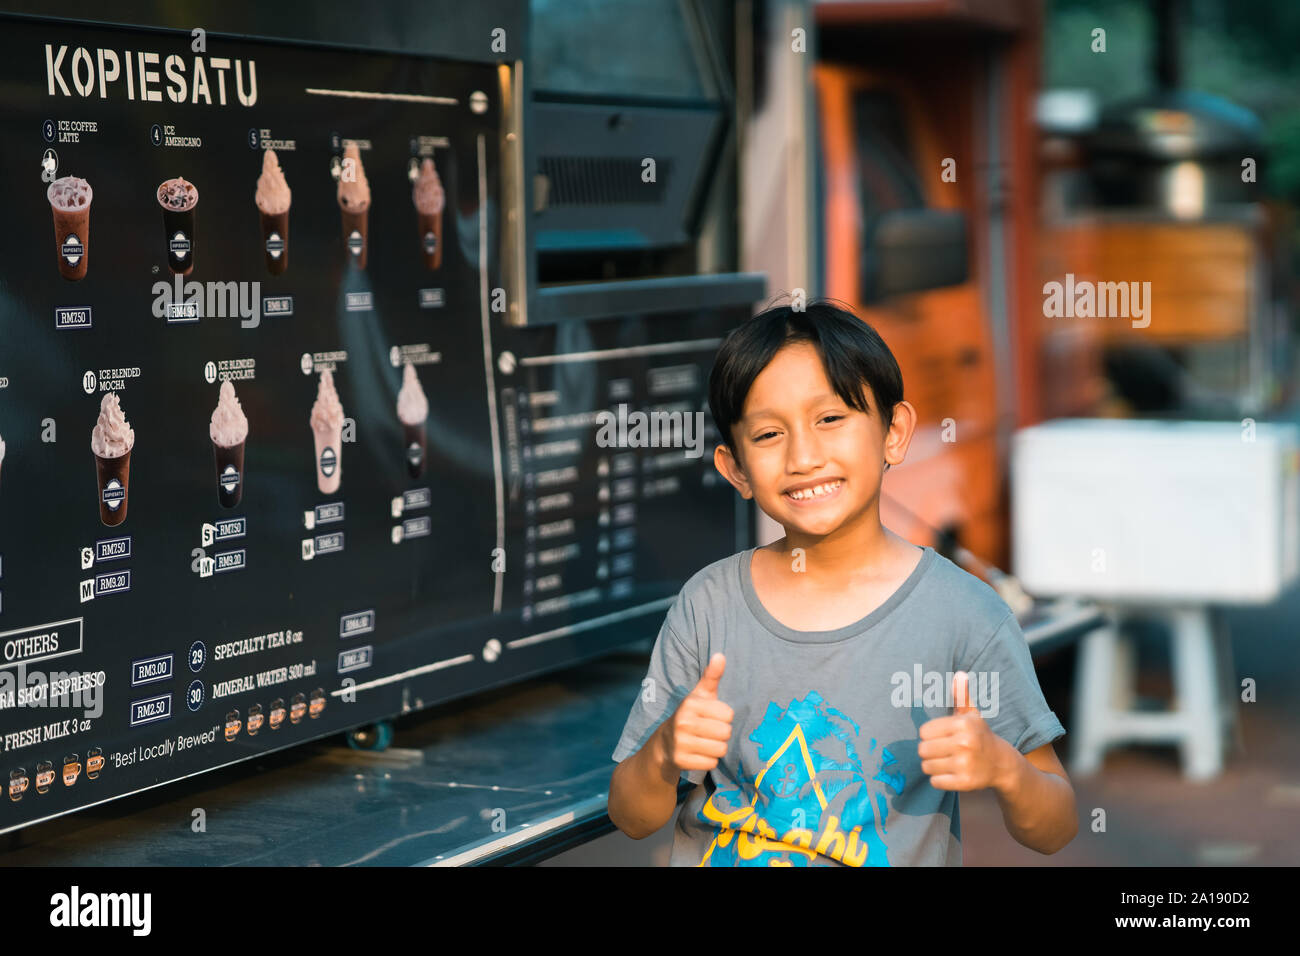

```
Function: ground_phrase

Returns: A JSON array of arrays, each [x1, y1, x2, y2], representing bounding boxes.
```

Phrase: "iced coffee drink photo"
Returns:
[[255, 149, 291, 275], [47, 175, 93, 281], [396, 362, 429, 478], [157, 177, 199, 275], [412, 157, 444, 270], [91, 392, 134, 527], [310, 369, 345, 495], [210, 380, 250, 508], [337, 142, 371, 268]]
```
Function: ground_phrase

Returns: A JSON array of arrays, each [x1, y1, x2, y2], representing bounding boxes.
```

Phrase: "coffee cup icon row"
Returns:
[[223, 692, 324, 740], [7, 750, 103, 801]]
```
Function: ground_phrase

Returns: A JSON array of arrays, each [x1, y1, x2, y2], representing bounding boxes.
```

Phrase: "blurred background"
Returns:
[[535, 0, 1300, 864]]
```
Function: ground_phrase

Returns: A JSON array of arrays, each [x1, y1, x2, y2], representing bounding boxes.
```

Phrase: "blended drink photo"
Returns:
[[157, 176, 199, 275], [210, 380, 250, 508], [412, 157, 444, 270], [47, 175, 93, 281], [91, 392, 134, 527], [396, 362, 429, 478], [337, 142, 371, 268], [255, 149, 291, 275], [310, 369, 344, 495]]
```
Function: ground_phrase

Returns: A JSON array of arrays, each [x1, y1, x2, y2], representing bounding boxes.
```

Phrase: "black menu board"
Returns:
[[0, 15, 749, 832]]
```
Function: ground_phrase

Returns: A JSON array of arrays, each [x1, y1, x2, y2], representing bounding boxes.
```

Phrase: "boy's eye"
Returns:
[[752, 430, 779, 442], [820, 415, 844, 424]]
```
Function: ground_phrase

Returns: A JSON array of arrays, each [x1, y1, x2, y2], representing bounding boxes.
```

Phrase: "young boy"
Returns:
[[607, 300, 1077, 866]]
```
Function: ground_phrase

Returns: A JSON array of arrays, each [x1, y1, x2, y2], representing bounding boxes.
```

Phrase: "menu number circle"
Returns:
[[43, 119, 55, 142], [204, 361, 217, 384], [187, 679, 205, 712], [82, 370, 97, 394], [150, 124, 162, 147], [248, 128, 260, 149], [189, 641, 207, 672]]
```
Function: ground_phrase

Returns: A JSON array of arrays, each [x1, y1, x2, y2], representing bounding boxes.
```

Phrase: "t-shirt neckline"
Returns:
[[739, 544, 936, 645]]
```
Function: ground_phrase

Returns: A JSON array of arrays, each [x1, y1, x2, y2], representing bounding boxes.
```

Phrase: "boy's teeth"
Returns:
[[789, 480, 840, 500]]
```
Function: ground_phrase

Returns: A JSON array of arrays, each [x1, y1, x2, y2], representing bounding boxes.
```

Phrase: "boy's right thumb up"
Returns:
[[693, 653, 726, 699]]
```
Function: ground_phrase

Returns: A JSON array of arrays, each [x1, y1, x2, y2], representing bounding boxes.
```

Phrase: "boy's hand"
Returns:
[[918, 671, 1015, 793], [656, 653, 733, 778]]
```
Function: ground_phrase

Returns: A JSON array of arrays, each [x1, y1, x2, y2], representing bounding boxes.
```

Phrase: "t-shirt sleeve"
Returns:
[[963, 612, 1066, 754], [610, 593, 702, 770]]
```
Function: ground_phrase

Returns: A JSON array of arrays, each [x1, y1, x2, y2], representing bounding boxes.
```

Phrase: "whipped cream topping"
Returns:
[[337, 142, 370, 212], [310, 369, 345, 433], [255, 149, 291, 216], [210, 380, 250, 447], [413, 158, 444, 215], [91, 392, 134, 458], [396, 362, 429, 425]]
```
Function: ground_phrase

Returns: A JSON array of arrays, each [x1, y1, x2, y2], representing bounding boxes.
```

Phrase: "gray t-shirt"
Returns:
[[611, 545, 1066, 866]]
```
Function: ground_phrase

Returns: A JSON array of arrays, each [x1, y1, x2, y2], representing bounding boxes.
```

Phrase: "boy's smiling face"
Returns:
[[714, 341, 916, 540]]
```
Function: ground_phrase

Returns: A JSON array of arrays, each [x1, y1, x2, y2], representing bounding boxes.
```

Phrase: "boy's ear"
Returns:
[[884, 400, 918, 469], [714, 443, 754, 499]]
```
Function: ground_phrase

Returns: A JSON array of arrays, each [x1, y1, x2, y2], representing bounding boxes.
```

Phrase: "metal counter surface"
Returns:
[[0, 649, 657, 866]]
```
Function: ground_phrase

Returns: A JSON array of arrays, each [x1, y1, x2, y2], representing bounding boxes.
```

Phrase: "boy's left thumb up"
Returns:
[[952, 670, 977, 717]]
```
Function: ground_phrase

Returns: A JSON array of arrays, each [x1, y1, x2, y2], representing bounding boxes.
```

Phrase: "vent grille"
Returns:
[[539, 156, 671, 206]]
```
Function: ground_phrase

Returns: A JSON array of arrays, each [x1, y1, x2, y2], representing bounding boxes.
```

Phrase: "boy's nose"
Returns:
[[785, 426, 826, 472]]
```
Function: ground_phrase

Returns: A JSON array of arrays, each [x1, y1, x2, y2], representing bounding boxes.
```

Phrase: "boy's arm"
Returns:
[[991, 740, 1078, 855], [608, 723, 681, 840]]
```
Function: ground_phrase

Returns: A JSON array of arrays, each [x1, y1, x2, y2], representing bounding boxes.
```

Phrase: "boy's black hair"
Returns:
[[707, 299, 904, 455]]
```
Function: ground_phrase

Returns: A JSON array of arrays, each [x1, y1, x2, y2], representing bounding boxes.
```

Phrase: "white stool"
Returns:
[[1070, 603, 1243, 781]]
